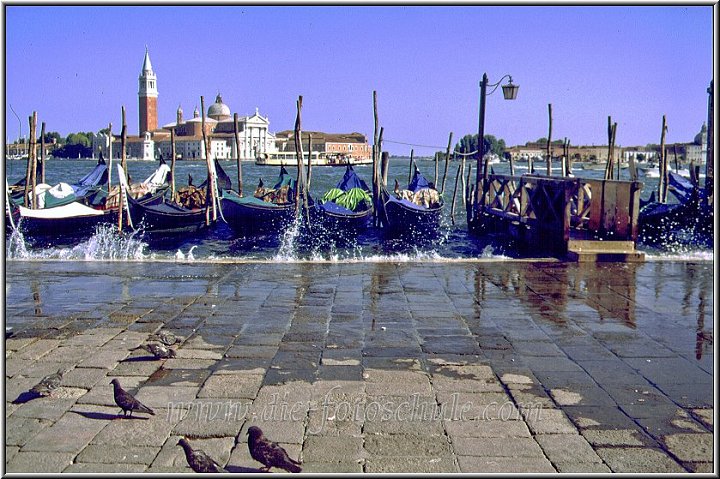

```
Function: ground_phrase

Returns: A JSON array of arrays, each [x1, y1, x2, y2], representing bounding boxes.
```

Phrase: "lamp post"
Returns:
[[474, 73, 519, 207], [9, 103, 22, 154]]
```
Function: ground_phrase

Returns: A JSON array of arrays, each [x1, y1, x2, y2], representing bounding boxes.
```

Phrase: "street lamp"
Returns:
[[476, 73, 519, 194]]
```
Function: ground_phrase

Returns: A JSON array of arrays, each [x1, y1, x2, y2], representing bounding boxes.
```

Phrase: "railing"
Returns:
[[469, 174, 643, 248]]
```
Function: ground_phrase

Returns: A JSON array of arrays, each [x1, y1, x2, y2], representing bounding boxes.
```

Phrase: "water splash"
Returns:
[[6, 226, 30, 259], [6, 223, 148, 261], [274, 216, 302, 261]]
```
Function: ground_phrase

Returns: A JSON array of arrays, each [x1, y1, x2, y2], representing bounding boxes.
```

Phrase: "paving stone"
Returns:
[[364, 433, 452, 457], [91, 411, 176, 447], [76, 444, 161, 465], [523, 408, 578, 434], [437, 392, 521, 421], [197, 374, 264, 399], [457, 455, 556, 473], [554, 461, 612, 473], [595, 447, 685, 473], [444, 419, 531, 438], [581, 428, 655, 447], [162, 358, 216, 370], [301, 435, 364, 462], [661, 433, 713, 463], [4, 416, 52, 446], [535, 433, 603, 463], [109, 358, 163, 376], [5, 451, 76, 473], [365, 456, 459, 473], [13, 339, 62, 360], [60, 367, 108, 389], [301, 461, 364, 473], [11, 397, 77, 421], [63, 463, 149, 473], [133, 385, 200, 410], [76, 349, 130, 369], [452, 436, 544, 457], [22, 410, 110, 453]]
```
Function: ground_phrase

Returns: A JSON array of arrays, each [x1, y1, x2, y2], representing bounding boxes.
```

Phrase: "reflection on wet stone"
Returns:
[[4, 260, 713, 473]]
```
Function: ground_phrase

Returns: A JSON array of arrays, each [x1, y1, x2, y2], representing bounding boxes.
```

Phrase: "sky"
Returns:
[[3, 5, 715, 156]]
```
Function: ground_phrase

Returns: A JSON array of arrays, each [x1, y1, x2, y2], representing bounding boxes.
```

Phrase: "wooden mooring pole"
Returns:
[[546, 104, 552, 176], [450, 160, 462, 224], [705, 80, 713, 202], [233, 113, 242, 197], [658, 115, 668, 203], [107, 123, 113, 191], [441, 132, 453, 194], [29, 113, 38, 208], [39, 122, 46, 185], [407, 149, 414, 186], [372, 91, 380, 226], [200, 95, 217, 224], [170, 129, 177, 199]]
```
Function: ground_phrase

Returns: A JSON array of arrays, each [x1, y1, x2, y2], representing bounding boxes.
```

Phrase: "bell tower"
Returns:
[[138, 47, 158, 135]]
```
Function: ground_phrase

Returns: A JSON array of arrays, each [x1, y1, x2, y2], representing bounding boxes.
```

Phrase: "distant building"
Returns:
[[92, 50, 277, 161], [273, 130, 372, 161]]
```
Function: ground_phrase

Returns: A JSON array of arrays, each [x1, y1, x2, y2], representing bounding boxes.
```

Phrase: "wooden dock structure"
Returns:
[[467, 173, 645, 262]]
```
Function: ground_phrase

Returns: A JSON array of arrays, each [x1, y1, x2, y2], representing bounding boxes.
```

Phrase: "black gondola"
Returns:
[[220, 165, 297, 235], [312, 165, 373, 233], [118, 163, 209, 237], [381, 167, 444, 237]]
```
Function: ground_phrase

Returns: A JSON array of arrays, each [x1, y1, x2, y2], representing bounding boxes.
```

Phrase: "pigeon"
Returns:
[[138, 343, 177, 359], [148, 330, 181, 346], [177, 437, 228, 473], [247, 426, 302, 473], [110, 378, 155, 417], [30, 367, 68, 397]]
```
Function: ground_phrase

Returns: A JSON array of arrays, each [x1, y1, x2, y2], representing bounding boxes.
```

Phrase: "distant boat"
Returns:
[[256, 151, 372, 167]]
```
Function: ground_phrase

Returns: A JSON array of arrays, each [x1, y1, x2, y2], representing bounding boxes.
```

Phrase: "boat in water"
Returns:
[[220, 165, 297, 235], [312, 165, 373, 234], [381, 167, 444, 238]]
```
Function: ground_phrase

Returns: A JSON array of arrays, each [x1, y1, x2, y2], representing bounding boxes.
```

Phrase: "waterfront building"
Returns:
[[273, 130, 372, 161], [92, 50, 276, 161]]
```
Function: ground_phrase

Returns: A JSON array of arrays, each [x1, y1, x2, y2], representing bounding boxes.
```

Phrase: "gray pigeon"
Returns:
[[138, 343, 177, 359], [177, 437, 228, 473], [110, 378, 155, 417], [148, 330, 181, 346], [30, 368, 68, 397], [247, 426, 302, 473]]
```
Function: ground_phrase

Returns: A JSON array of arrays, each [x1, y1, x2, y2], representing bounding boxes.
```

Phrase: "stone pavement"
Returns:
[[4, 260, 714, 473]]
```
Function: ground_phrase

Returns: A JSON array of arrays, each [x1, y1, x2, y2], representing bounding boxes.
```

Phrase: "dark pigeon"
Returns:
[[247, 426, 302, 473], [138, 343, 177, 359], [110, 378, 155, 417], [177, 437, 228, 473], [148, 330, 181, 346], [30, 367, 68, 397]]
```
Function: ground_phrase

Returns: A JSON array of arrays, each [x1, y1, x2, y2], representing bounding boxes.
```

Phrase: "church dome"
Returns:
[[208, 94, 231, 121], [694, 122, 707, 145]]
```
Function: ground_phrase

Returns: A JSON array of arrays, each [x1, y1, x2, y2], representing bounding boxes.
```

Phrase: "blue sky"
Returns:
[[4, 5, 714, 155]]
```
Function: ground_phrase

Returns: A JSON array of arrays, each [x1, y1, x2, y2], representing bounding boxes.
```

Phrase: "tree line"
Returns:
[[15, 131, 98, 158]]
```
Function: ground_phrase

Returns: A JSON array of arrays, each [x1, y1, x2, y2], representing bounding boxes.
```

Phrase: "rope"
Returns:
[[384, 139, 479, 157]]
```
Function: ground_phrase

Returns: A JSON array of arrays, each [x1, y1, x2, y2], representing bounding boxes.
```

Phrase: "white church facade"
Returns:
[[93, 50, 277, 161]]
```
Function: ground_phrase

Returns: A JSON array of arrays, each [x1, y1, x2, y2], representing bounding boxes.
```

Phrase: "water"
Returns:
[[5, 158, 713, 262]]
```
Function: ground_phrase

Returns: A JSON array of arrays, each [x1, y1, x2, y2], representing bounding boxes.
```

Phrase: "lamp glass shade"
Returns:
[[502, 83, 519, 100]]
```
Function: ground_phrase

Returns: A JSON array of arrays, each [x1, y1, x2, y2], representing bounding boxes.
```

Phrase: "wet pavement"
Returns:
[[4, 259, 714, 473]]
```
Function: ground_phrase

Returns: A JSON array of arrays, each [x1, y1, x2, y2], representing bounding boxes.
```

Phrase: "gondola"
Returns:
[[380, 167, 444, 237], [312, 165, 373, 233], [9, 160, 171, 239], [638, 171, 713, 247], [220, 165, 297, 235], [9, 156, 109, 209], [118, 164, 208, 237]]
